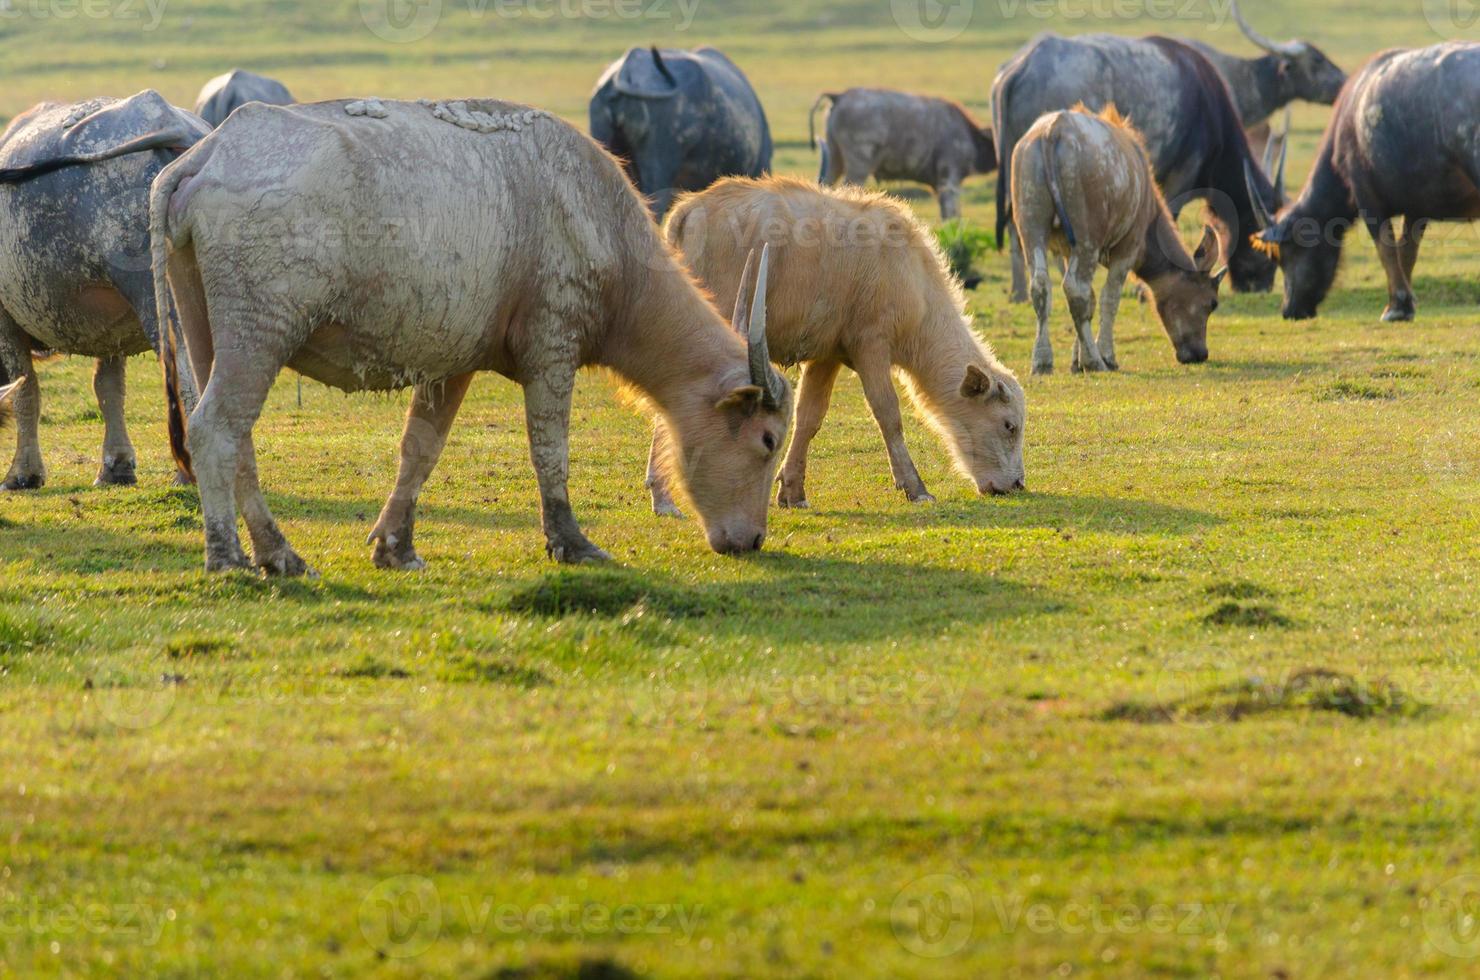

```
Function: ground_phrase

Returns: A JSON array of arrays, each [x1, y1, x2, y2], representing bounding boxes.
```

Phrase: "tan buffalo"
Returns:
[[647, 176, 1024, 513], [150, 99, 793, 574], [1012, 106, 1225, 374], [810, 88, 996, 220]]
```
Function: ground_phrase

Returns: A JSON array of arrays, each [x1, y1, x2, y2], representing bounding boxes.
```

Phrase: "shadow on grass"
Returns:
[[825, 492, 1221, 537], [498, 553, 1064, 644]]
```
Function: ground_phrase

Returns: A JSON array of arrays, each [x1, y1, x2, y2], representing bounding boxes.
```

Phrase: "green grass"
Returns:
[[2, 2, 1480, 977]]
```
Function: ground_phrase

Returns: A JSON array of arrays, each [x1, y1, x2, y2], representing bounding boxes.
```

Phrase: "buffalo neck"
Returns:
[[1287, 136, 1357, 231], [600, 252, 748, 420], [1241, 54, 1291, 126], [1134, 208, 1196, 287], [897, 303, 986, 408]]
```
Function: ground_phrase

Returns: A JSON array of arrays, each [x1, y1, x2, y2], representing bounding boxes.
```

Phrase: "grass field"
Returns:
[[2, 1, 1479, 976]]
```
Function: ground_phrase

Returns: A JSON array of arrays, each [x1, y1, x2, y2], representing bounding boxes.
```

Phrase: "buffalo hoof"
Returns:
[[777, 494, 810, 510], [94, 457, 137, 487], [548, 537, 611, 565], [1031, 362, 1053, 376], [205, 553, 252, 574], [2, 472, 44, 491], [1009, 288, 1029, 304], [652, 500, 684, 520], [372, 538, 427, 572], [258, 547, 312, 579], [907, 491, 937, 504], [172, 470, 193, 487], [1380, 305, 1415, 323], [1102, 357, 1120, 372]]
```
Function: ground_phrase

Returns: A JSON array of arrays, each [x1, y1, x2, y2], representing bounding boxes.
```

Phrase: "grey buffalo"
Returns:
[[194, 69, 294, 128], [993, 34, 1282, 302], [1251, 43, 1480, 322], [809, 88, 996, 220], [0, 91, 206, 490], [590, 46, 771, 218], [1183, 0, 1345, 129]]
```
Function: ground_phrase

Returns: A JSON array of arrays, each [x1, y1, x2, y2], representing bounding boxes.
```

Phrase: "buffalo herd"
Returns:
[[0, 6, 1476, 574]]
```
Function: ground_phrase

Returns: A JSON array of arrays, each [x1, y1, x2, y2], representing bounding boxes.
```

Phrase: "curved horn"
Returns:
[[651, 47, 677, 87], [612, 48, 680, 100], [730, 249, 758, 337], [746, 244, 782, 407], [1231, 0, 1306, 57], [1272, 108, 1290, 203], [1243, 159, 1274, 232]]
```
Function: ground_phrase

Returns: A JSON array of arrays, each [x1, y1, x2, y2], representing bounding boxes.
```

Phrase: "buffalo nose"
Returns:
[[752, 533, 765, 551], [1014, 477, 1026, 491], [1178, 347, 1209, 364]]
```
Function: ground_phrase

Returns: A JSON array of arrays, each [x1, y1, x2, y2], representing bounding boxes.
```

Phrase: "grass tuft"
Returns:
[[1103, 668, 1425, 723], [1203, 602, 1295, 628]]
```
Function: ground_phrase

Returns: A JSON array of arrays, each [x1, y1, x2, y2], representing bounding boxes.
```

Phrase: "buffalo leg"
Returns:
[[1065, 252, 1107, 373], [854, 343, 932, 503], [92, 356, 137, 487], [1096, 258, 1133, 372], [188, 321, 294, 573], [0, 307, 42, 491], [1028, 241, 1055, 375], [777, 358, 841, 509], [524, 366, 610, 564], [368, 373, 473, 571], [1369, 217, 1418, 322], [936, 177, 963, 221], [1009, 227, 1029, 303], [236, 432, 310, 578], [646, 420, 683, 519]]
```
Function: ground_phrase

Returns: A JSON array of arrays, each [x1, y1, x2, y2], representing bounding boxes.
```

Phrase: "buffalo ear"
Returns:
[[716, 384, 764, 416], [962, 364, 1009, 401], [1192, 225, 1219, 274]]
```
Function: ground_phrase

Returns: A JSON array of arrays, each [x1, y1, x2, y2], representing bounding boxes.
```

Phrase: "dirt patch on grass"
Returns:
[[1204, 581, 1275, 601], [1203, 602, 1294, 628], [1103, 668, 1424, 723], [440, 654, 551, 688], [490, 958, 640, 980], [1315, 379, 1396, 401], [504, 569, 729, 619]]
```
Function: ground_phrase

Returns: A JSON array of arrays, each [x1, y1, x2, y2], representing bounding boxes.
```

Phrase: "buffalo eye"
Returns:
[[762, 431, 778, 454], [1004, 420, 1018, 435]]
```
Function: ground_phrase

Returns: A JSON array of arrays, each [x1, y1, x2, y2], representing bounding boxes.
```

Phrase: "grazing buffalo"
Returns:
[[1251, 43, 1480, 322], [151, 99, 792, 575], [648, 176, 1024, 510], [1183, 0, 1346, 128], [0, 91, 206, 491], [809, 88, 997, 219], [590, 46, 771, 218], [993, 34, 1281, 302], [194, 70, 294, 128], [1013, 107, 1225, 374]]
